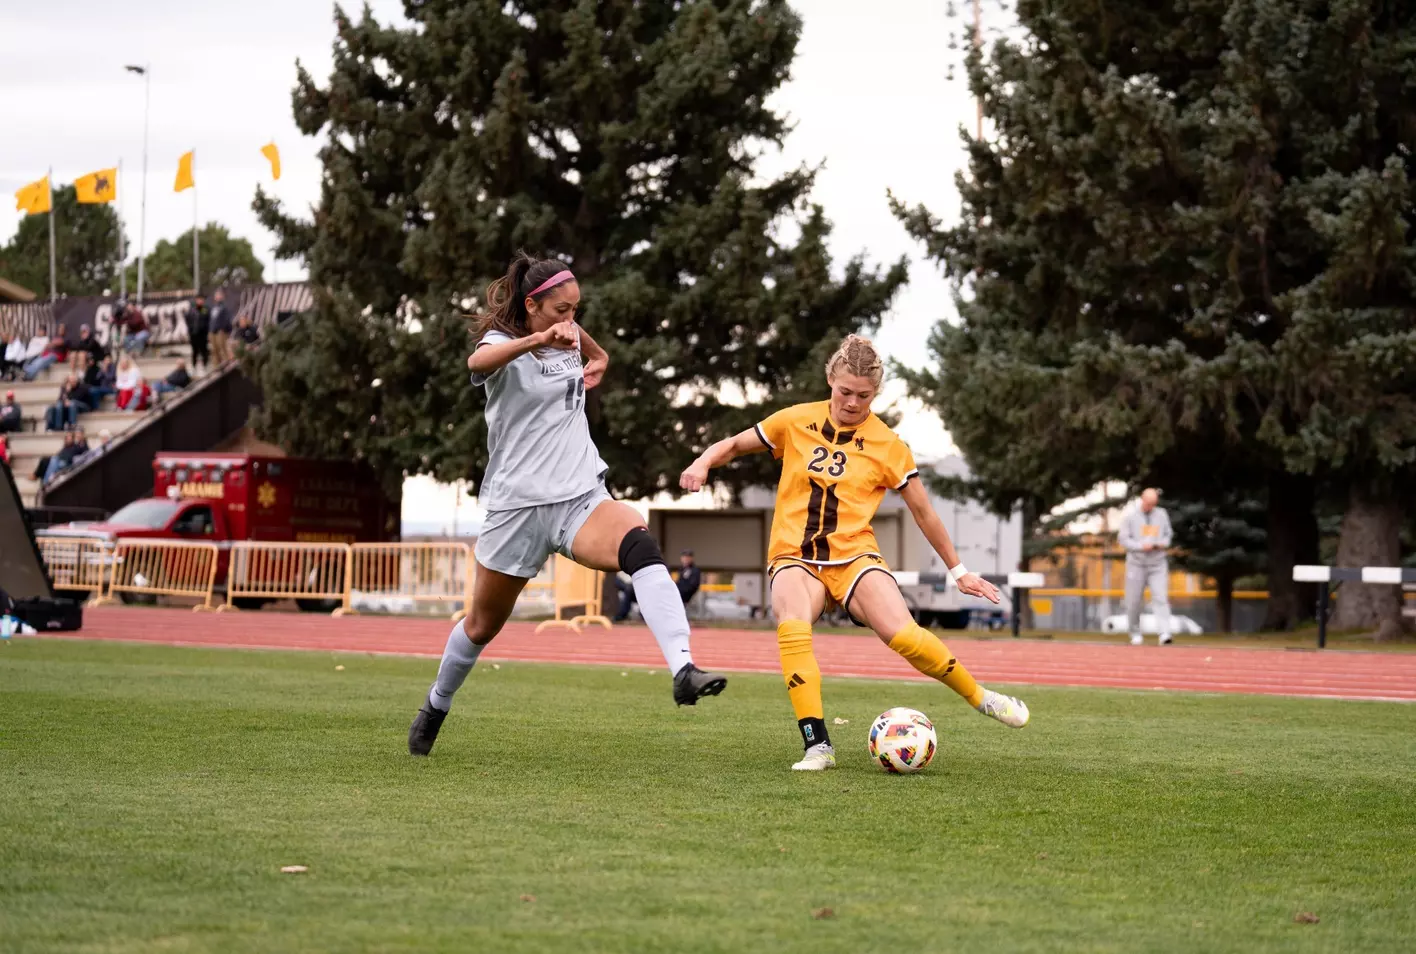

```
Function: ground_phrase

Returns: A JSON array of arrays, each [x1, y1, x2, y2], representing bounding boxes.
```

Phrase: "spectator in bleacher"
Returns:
[[675, 549, 703, 604], [615, 550, 704, 622], [152, 359, 192, 397], [115, 356, 150, 412], [75, 428, 112, 467], [22, 324, 52, 364], [209, 289, 234, 364], [1, 332, 25, 380], [0, 432, 9, 468], [45, 374, 93, 432], [119, 306, 151, 354], [233, 313, 260, 351], [186, 295, 211, 371], [43, 429, 88, 484], [86, 355, 117, 406], [70, 324, 106, 372], [0, 391, 20, 434], [0, 387, 19, 433], [22, 328, 69, 381]]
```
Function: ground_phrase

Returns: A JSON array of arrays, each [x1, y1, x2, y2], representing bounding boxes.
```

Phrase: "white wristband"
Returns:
[[948, 563, 969, 583]]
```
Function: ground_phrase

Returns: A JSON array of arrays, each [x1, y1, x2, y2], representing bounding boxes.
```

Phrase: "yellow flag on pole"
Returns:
[[174, 150, 195, 192], [75, 167, 118, 204], [14, 176, 51, 215], [261, 142, 281, 181]]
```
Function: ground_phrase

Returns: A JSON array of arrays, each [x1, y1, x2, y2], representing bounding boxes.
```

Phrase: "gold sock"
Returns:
[[777, 619, 824, 721], [888, 623, 985, 708]]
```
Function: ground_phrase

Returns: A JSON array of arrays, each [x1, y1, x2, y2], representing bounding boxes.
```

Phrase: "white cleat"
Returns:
[[1130, 633, 1144, 646], [1158, 633, 1173, 646], [791, 743, 837, 771], [977, 689, 1030, 728]]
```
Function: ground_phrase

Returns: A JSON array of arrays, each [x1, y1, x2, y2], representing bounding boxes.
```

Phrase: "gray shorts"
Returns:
[[474, 484, 612, 578]]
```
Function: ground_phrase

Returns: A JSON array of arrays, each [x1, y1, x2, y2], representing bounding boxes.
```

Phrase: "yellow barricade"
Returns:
[[348, 542, 474, 620], [534, 554, 612, 634], [36, 535, 112, 602], [220, 541, 352, 615], [96, 538, 220, 611]]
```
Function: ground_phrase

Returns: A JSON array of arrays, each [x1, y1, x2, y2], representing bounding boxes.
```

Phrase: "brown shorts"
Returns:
[[768, 553, 894, 618]]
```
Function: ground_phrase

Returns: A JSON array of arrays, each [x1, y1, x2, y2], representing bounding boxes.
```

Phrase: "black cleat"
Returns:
[[408, 703, 448, 756], [673, 663, 728, 706]]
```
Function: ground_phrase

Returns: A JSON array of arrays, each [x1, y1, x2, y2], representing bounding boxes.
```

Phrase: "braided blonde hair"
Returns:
[[824, 334, 884, 389]]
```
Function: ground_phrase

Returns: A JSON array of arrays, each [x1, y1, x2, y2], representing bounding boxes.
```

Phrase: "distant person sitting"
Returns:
[[616, 549, 703, 621], [22, 330, 68, 380], [675, 549, 702, 603], [233, 313, 260, 350], [1, 332, 24, 380], [75, 428, 113, 466], [21, 325, 52, 365], [43, 430, 88, 484], [86, 355, 117, 406], [45, 374, 93, 431], [115, 356, 150, 412], [119, 306, 151, 353], [70, 324, 106, 372], [0, 390, 21, 434], [152, 359, 192, 397]]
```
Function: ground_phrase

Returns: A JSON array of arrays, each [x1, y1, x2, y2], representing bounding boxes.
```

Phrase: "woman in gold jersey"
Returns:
[[681, 336, 1029, 770]]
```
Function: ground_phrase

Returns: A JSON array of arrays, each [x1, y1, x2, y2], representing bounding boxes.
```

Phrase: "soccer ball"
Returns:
[[868, 707, 937, 774]]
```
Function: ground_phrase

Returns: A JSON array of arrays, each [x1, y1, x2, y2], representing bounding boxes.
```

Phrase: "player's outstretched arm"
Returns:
[[679, 429, 769, 492], [899, 477, 1002, 604]]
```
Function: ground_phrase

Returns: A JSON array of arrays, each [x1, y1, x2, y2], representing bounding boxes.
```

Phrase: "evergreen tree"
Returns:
[[250, 0, 906, 499], [0, 185, 122, 297], [895, 0, 1415, 635], [1168, 493, 1268, 634]]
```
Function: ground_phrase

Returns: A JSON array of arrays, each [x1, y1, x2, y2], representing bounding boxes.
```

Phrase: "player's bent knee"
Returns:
[[617, 526, 666, 575]]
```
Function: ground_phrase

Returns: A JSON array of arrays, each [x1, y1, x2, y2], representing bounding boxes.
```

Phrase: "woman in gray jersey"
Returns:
[[409, 253, 727, 756]]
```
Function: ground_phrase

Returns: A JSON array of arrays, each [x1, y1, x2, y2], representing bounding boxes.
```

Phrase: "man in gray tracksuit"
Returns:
[[1118, 488, 1173, 645]]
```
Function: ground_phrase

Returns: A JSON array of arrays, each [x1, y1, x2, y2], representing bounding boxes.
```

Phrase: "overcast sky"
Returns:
[[2, 0, 999, 526]]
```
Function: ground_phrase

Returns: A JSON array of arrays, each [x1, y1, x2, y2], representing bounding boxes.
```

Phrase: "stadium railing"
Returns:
[[535, 555, 612, 634], [220, 541, 353, 615], [95, 538, 220, 611], [35, 534, 112, 603], [348, 542, 474, 621]]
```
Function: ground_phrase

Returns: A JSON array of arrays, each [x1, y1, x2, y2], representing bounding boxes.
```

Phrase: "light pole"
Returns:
[[124, 64, 151, 305]]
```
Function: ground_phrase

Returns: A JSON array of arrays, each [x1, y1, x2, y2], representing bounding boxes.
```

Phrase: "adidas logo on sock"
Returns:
[[787, 673, 805, 689]]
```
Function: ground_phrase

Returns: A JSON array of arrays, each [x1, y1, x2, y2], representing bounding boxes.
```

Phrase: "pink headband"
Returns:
[[527, 269, 575, 298]]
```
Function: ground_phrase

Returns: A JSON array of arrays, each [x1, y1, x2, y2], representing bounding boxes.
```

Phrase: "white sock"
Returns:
[[428, 620, 485, 712], [630, 564, 694, 676]]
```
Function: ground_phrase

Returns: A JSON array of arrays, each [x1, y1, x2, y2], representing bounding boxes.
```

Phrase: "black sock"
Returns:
[[798, 717, 830, 750]]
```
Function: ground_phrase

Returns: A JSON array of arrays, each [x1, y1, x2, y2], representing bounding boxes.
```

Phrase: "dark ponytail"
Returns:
[[473, 251, 568, 341]]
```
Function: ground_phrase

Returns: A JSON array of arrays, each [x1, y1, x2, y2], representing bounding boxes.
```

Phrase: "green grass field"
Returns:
[[2, 639, 1414, 953]]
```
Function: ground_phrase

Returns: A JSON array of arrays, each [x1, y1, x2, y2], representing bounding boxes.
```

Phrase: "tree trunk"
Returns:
[[1261, 471, 1319, 630], [1216, 573, 1235, 634], [1330, 482, 1404, 637]]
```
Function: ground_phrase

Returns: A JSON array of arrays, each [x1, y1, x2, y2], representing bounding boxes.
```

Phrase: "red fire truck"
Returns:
[[45, 454, 397, 609]]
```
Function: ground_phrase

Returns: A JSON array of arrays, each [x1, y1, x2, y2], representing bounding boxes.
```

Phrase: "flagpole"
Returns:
[[118, 158, 127, 300], [192, 149, 200, 294], [47, 169, 56, 301], [136, 63, 150, 306]]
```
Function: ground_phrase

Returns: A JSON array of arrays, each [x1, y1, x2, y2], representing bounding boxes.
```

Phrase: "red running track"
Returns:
[[35, 607, 1416, 703]]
